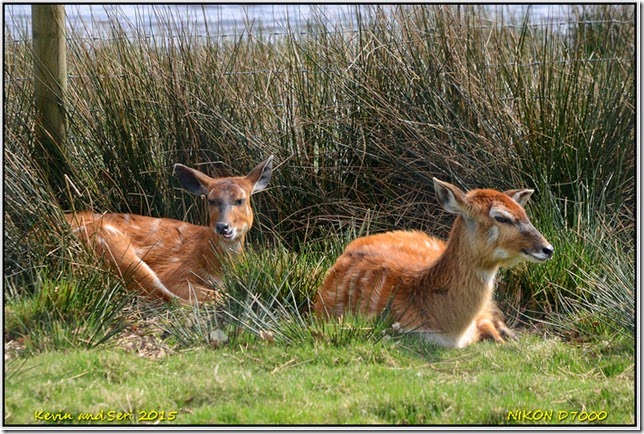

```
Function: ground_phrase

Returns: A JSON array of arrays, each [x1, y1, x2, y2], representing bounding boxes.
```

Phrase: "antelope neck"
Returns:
[[420, 216, 499, 295]]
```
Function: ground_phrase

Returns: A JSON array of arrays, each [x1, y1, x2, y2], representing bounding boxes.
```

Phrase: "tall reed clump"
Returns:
[[3, 4, 634, 352], [161, 235, 397, 349]]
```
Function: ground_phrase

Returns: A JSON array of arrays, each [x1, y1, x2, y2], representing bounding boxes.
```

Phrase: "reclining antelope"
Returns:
[[314, 178, 553, 348], [66, 156, 273, 304]]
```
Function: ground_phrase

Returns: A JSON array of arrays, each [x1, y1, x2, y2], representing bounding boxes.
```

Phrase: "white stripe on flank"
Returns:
[[424, 239, 441, 251], [103, 224, 122, 236], [368, 270, 386, 312], [134, 258, 180, 300], [149, 219, 161, 234], [71, 226, 87, 235]]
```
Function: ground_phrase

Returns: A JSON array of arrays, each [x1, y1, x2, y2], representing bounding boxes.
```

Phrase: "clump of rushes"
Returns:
[[163, 241, 331, 347], [161, 230, 399, 349], [4, 268, 135, 355]]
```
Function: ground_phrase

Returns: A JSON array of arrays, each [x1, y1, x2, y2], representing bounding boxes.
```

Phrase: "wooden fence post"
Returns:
[[32, 4, 71, 207]]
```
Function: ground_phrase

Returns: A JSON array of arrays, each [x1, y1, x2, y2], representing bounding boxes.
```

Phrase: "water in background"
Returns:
[[4, 4, 573, 40]]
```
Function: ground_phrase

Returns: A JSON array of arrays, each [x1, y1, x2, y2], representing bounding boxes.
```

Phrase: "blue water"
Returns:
[[4, 4, 572, 40], [5, 4, 358, 39]]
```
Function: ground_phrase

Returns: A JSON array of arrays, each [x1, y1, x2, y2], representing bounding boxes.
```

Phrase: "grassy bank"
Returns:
[[3, 4, 636, 426], [4, 333, 635, 425]]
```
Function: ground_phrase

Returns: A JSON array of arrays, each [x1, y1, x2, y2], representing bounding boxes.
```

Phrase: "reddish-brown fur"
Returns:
[[314, 178, 553, 348], [65, 156, 273, 304]]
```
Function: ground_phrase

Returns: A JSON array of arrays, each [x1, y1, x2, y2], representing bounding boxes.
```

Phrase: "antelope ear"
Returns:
[[174, 164, 211, 197], [433, 178, 467, 215], [504, 188, 534, 207], [246, 155, 273, 195]]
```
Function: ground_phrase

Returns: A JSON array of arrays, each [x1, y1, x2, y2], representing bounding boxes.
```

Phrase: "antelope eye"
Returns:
[[494, 215, 512, 224], [234, 198, 245, 206], [208, 199, 222, 207]]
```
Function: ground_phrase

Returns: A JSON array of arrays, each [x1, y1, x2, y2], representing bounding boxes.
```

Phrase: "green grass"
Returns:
[[4, 333, 634, 425], [4, 276, 131, 352], [4, 243, 636, 426]]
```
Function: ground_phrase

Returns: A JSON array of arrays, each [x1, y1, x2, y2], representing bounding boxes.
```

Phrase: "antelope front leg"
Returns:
[[474, 301, 516, 343], [89, 224, 183, 303]]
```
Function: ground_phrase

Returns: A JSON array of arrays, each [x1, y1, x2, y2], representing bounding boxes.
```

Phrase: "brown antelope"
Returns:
[[65, 156, 273, 304], [314, 178, 553, 348]]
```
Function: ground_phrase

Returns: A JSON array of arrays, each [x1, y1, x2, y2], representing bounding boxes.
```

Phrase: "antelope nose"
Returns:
[[542, 245, 554, 258], [216, 222, 231, 235]]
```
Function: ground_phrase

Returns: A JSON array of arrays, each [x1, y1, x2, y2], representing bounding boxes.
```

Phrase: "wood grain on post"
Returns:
[[32, 4, 69, 205]]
